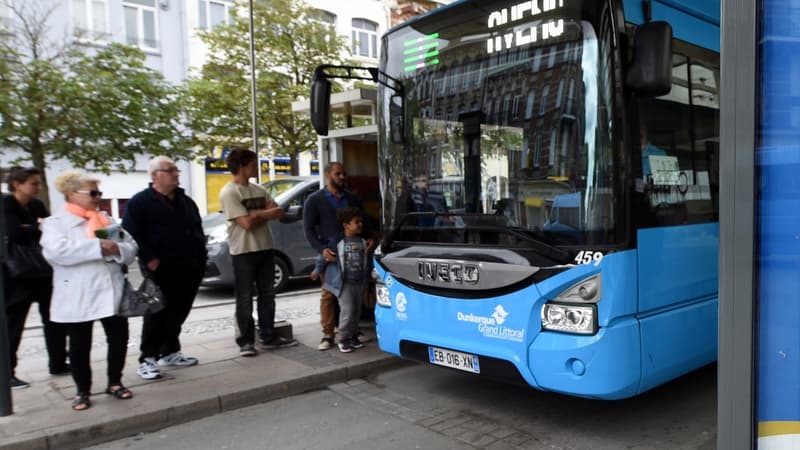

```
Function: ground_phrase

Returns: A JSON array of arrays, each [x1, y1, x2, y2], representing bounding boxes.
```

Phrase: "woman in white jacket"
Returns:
[[41, 170, 138, 411]]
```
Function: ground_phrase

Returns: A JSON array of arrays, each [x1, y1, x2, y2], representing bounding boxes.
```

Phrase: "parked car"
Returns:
[[202, 176, 321, 292]]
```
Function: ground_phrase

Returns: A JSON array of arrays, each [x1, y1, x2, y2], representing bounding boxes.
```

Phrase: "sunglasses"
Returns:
[[76, 190, 103, 198]]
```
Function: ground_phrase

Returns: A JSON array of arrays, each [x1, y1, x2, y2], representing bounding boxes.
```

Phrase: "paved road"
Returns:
[[87, 362, 717, 450]]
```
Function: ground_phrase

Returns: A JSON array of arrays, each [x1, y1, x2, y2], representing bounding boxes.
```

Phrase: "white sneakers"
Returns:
[[138, 352, 199, 380], [157, 352, 199, 367], [137, 358, 162, 380]]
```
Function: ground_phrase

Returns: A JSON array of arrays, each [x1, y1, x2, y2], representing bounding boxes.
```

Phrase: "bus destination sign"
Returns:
[[487, 0, 565, 54]]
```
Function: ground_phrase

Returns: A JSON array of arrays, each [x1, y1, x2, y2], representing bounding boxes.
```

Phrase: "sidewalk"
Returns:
[[0, 320, 405, 450]]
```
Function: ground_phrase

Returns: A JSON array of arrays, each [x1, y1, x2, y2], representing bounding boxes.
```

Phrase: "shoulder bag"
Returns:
[[5, 241, 52, 279], [118, 273, 165, 317]]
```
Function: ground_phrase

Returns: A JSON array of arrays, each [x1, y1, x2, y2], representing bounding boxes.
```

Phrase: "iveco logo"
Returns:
[[417, 261, 479, 285]]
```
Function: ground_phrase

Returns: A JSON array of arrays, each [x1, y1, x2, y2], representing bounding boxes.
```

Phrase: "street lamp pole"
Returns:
[[0, 194, 14, 416], [248, 0, 261, 184]]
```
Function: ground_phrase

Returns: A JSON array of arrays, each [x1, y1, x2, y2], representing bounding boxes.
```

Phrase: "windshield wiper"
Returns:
[[454, 221, 571, 263], [380, 211, 464, 254], [382, 212, 571, 263]]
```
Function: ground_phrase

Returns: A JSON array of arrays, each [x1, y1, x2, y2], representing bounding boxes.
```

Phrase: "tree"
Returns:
[[183, 0, 350, 174], [0, 1, 193, 207]]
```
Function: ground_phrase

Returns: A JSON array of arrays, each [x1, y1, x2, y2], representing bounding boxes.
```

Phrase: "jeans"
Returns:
[[139, 262, 204, 362], [337, 281, 364, 341], [68, 315, 129, 394], [232, 250, 276, 346]]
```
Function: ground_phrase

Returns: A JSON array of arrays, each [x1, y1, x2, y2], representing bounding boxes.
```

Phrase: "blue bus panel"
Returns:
[[757, 0, 800, 444]]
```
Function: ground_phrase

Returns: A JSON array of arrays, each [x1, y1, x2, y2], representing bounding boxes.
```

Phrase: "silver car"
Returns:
[[202, 176, 321, 292]]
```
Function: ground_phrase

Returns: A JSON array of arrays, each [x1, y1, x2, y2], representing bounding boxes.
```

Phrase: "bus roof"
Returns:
[[386, 0, 720, 53]]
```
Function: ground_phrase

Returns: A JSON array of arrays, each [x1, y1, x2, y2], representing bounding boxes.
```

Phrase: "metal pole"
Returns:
[[248, 0, 261, 184], [0, 193, 14, 415]]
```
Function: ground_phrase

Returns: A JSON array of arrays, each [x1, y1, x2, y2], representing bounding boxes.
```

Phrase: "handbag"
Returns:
[[117, 274, 165, 317], [5, 241, 52, 279]]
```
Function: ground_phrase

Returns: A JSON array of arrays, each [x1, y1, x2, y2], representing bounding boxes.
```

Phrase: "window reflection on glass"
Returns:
[[380, 4, 620, 246], [635, 51, 720, 227]]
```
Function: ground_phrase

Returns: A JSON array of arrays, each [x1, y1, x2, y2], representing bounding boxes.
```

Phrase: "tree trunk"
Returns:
[[291, 148, 299, 176], [30, 144, 50, 211]]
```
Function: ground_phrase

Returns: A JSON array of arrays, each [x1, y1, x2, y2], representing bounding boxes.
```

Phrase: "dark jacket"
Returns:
[[3, 194, 51, 303], [303, 187, 365, 254], [122, 185, 207, 272], [3, 194, 48, 248]]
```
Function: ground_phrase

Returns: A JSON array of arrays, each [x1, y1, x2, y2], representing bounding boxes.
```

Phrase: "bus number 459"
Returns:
[[575, 251, 604, 266]]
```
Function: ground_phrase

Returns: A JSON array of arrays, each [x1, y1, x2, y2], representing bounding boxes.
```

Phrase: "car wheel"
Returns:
[[274, 257, 290, 293]]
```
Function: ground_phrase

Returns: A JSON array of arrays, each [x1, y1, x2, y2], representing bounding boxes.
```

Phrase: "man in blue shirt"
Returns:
[[303, 162, 373, 350]]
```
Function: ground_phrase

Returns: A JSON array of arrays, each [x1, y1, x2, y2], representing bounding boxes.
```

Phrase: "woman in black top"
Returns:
[[4, 167, 68, 389]]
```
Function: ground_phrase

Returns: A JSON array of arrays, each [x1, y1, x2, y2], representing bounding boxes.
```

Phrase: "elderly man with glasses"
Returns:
[[122, 156, 208, 380]]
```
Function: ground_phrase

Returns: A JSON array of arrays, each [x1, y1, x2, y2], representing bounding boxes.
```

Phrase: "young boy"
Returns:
[[321, 207, 372, 353]]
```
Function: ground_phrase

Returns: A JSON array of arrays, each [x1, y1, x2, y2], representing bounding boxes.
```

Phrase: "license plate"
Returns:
[[428, 346, 480, 374]]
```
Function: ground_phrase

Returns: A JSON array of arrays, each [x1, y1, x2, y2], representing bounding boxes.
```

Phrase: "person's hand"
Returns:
[[147, 258, 160, 272], [366, 239, 377, 251], [322, 248, 337, 262], [99, 239, 120, 257]]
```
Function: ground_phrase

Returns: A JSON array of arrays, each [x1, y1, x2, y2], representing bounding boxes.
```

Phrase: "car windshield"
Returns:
[[203, 178, 311, 228], [202, 212, 226, 228], [263, 178, 306, 200]]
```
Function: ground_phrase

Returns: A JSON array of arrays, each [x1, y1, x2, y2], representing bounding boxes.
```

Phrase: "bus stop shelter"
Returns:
[[720, 0, 800, 449]]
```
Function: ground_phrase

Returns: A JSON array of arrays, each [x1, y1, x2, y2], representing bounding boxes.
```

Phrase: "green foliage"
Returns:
[[0, 2, 193, 206], [65, 44, 193, 171], [183, 0, 349, 163]]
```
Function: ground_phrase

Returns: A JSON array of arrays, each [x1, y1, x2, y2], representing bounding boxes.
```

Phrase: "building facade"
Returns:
[[2, 0, 450, 217]]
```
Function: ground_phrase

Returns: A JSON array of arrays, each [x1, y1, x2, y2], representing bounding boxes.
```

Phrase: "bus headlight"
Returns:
[[376, 284, 391, 308], [541, 303, 597, 335], [372, 270, 391, 308]]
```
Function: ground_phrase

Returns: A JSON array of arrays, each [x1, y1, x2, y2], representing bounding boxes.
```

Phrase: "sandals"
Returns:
[[105, 385, 133, 400], [72, 392, 91, 411], [71, 385, 132, 410]]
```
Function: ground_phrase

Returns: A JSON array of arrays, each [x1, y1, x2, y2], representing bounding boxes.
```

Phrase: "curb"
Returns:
[[0, 356, 411, 450]]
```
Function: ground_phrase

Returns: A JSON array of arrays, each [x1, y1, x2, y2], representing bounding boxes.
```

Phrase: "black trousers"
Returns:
[[232, 250, 276, 347], [6, 281, 68, 375], [67, 315, 129, 394], [139, 264, 204, 362]]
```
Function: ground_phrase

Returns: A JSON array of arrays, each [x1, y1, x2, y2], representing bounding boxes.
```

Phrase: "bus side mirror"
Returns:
[[626, 21, 673, 96], [389, 94, 404, 144], [310, 67, 331, 136]]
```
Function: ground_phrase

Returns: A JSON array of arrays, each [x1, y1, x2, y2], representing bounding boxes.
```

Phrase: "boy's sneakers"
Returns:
[[350, 336, 365, 349], [157, 352, 198, 367], [258, 336, 298, 350], [338, 340, 354, 353], [137, 357, 162, 380], [239, 343, 257, 357], [10, 376, 30, 390], [318, 337, 335, 350]]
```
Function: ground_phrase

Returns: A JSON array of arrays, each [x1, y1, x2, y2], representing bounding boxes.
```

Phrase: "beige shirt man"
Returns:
[[219, 182, 275, 255]]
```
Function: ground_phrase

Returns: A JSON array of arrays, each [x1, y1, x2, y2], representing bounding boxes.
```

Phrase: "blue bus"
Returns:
[[312, 0, 720, 399]]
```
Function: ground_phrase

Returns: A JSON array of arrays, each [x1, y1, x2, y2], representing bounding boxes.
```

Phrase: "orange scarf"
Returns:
[[64, 203, 111, 238]]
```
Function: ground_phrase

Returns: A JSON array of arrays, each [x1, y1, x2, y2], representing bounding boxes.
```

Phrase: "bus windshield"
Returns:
[[379, 0, 620, 248]]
